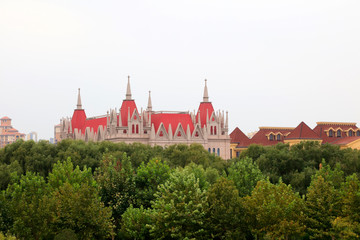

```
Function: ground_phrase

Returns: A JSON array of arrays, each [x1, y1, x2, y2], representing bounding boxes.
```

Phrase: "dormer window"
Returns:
[[329, 130, 333, 137], [269, 134, 274, 141], [277, 134, 281, 141], [337, 130, 342, 138], [349, 130, 354, 137], [357, 131, 360, 136]]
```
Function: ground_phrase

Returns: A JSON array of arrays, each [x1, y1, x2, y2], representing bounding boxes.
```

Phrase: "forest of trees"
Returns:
[[1, 139, 360, 239]]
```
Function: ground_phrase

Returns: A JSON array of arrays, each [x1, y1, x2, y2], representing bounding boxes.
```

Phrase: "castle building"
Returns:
[[59, 78, 231, 159], [230, 121, 360, 157], [0, 117, 26, 148]]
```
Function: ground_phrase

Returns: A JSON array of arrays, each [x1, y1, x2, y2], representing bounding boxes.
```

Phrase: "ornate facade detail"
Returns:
[[59, 79, 231, 159]]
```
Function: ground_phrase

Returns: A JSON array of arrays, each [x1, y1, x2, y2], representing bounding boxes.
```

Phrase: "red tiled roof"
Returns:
[[196, 102, 214, 128], [85, 117, 107, 133], [250, 127, 294, 146], [230, 127, 250, 147], [1, 116, 11, 120], [151, 113, 194, 135], [331, 136, 360, 145], [120, 100, 138, 127], [71, 109, 87, 133], [313, 122, 359, 144], [286, 122, 321, 140]]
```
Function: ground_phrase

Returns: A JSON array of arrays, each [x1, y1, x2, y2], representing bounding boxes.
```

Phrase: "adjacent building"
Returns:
[[58, 78, 231, 159], [230, 121, 360, 157], [0, 117, 26, 148]]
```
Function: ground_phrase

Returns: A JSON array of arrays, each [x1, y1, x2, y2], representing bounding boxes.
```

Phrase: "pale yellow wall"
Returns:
[[340, 139, 360, 150], [284, 139, 322, 146]]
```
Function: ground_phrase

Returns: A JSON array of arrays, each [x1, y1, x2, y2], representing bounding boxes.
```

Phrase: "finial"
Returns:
[[147, 91, 152, 111], [203, 79, 209, 102], [126, 76, 132, 100], [77, 88, 82, 109]]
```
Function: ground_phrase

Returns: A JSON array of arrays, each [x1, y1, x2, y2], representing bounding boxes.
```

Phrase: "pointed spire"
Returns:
[[147, 91, 152, 111], [77, 88, 82, 109], [203, 79, 209, 102], [126, 76, 132, 100], [225, 111, 229, 129]]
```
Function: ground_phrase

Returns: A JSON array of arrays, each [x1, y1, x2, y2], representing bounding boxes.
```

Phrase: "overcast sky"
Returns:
[[1, 0, 360, 140]]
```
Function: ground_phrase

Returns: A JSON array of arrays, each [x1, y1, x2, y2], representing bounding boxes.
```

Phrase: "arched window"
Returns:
[[195, 131, 199, 137], [177, 131, 182, 137], [159, 131, 164, 137], [214, 126, 217, 135], [329, 130, 333, 137], [357, 131, 360, 136], [349, 130, 353, 137], [208, 148, 211, 153], [136, 125, 139, 134], [217, 148, 220, 156], [277, 134, 281, 141], [337, 130, 342, 137], [213, 148, 215, 153], [132, 125, 135, 134], [210, 126, 213, 135], [269, 134, 274, 141]]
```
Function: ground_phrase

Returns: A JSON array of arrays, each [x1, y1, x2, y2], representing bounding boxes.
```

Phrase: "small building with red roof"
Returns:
[[59, 78, 231, 159]]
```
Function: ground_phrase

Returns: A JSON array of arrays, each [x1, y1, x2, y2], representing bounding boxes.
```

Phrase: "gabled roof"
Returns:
[[230, 127, 250, 147], [286, 122, 321, 140], [151, 113, 194, 135], [196, 102, 214, 128], [313, 122, 359, 144], [120, 100, 138, 127]]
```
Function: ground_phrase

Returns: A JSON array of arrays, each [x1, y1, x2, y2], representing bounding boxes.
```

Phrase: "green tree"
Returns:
[[305, 175, 341, 240], [149, 168, 208, 239], [95, 153, 136, 228], [205, 177, 247, 239], [227, 157, 264, 197], [119, 205, 153, 240], [135, 158, 171, 208], [243, 180, 306, 240]]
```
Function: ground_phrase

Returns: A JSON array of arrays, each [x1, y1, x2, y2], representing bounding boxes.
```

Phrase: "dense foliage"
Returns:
[[1, 139, 360, 239]]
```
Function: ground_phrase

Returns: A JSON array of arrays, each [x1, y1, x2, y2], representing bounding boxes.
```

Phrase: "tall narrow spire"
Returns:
[[77, 88, 82, 109], [126, 76, 132, 100], [203, 79, 209, 102], [147, 91, 152, 111]]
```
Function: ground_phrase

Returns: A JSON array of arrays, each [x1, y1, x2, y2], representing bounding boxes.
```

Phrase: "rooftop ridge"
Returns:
[[259, 127, 295, 130], [316, 122, 357, 126]]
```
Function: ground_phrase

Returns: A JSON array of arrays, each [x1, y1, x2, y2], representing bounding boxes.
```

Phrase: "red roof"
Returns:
[[120, 100, 138, 127], [196, 102, 214, 128], [313, 122, 359, 144], [71, 109, 87, 133], [1, 116, 11, 120], [331, 136, 360, 145], [151, 113, 194, 135], [286, 122, 321, 140], [230, 127, 250, 147], [85, 117, 107, 133], [250, 127, 294, 146]]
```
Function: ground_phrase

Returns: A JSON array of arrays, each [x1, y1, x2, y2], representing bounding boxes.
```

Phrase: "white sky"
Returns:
[[1, 0, 360, 140]]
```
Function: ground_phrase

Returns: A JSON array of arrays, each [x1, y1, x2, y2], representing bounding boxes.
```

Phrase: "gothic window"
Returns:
[[195, 131, 199, 137], [211, 126, 213, 135], [132, 125, 135, 134], [214, 126, 217, 135], [217, 148, 220, 156], [134, 115, 137, 120], [337, 130, 342, 137], [329, 130, 333, 137], [177, 131, 182, 137], [123, 130, 127, 134], [136, 125, 139, 134], [159, 131, 164, 137]]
